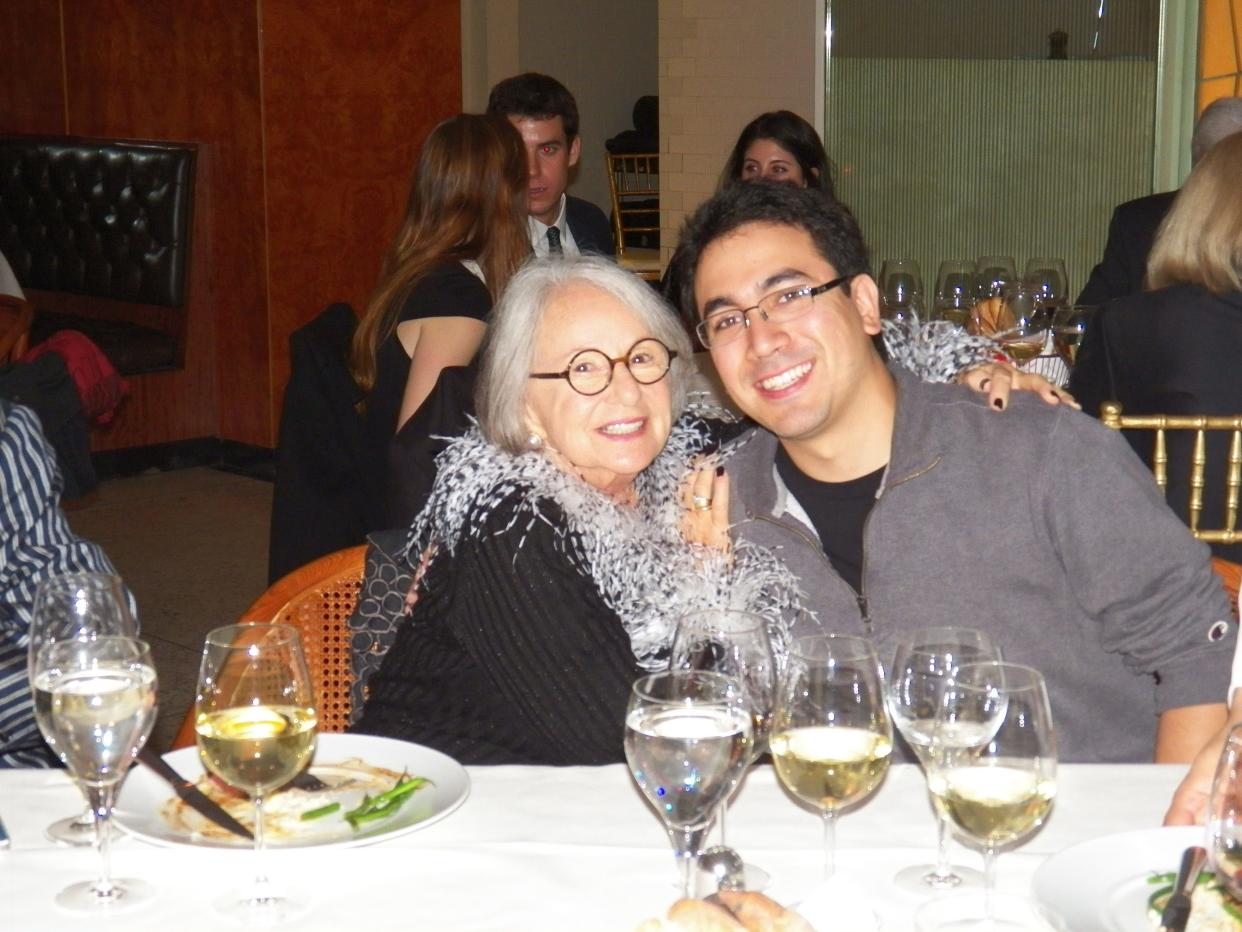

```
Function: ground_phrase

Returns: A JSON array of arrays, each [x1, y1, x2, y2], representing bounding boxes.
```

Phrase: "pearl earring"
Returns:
[[527, 433, 543, 450]]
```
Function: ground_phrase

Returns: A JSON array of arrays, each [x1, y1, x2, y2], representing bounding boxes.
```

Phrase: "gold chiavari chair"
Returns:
[[605, 152, 661, 282], [1100, 401, 1242, 547]]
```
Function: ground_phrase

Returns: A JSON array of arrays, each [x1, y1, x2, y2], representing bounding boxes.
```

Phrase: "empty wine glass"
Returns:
[[195, 623, 318, 923], [973, 256, 1017, 301], [770, 635, 892, 882], [28, 572, 137, 846], [32, 635, 158, 912], [934, 260, 977, 328], [887, 628, 1001, 892], [924, 662, 1057, 930], [1208, 723, 1242, 899], [671, 609, 776, 888], [1023, 258, 1069, 312], [624, 670, 753, 899], [879, 258, 925, 321], [1051, 305, 1097, 367]]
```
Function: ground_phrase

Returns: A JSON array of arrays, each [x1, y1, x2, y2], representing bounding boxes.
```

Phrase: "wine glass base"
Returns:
[[214, 885, 309, 927], [893, 862, 985, 893], [54, 877, 155, 913], [45, 812, 96, 847], [914, 893, 1065, 931]]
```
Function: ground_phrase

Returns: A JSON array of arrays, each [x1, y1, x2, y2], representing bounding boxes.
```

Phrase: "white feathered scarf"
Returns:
[[405, 416, 806, 671]]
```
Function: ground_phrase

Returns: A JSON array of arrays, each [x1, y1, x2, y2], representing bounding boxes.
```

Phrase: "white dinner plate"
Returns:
[[114, 733, 470, 849], [1030, 825, 1207, 931]]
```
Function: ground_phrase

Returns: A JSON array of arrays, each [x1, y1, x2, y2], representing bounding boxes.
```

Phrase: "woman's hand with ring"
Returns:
[[681, 457, 731, 551]]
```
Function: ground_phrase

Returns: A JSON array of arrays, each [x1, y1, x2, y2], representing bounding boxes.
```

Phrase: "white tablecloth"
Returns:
[[0, 762, 1187, 931]]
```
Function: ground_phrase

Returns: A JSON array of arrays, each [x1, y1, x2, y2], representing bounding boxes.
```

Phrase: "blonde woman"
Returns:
[[1070, 132, 1242, 560]]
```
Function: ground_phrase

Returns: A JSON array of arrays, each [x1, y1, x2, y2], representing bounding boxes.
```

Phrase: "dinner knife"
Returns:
[[136, 747, 253, 840], [1159, 844, 1207, 932]]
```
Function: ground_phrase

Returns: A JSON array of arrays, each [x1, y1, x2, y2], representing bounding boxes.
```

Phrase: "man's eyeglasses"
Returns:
[[695, 276, 851, 348], [529, 338, 677, 396]]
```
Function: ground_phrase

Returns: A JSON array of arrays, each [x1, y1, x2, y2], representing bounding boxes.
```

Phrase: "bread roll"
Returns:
[[666, 898, 747, 931]]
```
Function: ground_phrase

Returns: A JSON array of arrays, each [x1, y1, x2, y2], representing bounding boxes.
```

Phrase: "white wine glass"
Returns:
[[770, 634, 892, 882], [32, 635, 158, 912], [671, 609, 776, 888], [887, 627, 1001, 892], [993, 281, 1051, 366], [28, 572, 137, 846], [924, 662, 1057, 930], [624, 669, 753, 899], [934, 260, 977, 328], [1208, 723, 1242, 898], [195, 623, 318, 923], [1051, 305, 1097, 367]]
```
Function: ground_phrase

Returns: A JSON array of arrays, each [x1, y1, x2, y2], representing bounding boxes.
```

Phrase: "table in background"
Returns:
[[0, 762, 1186, 931]]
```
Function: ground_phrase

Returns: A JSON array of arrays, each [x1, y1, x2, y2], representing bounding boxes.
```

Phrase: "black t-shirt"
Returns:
[[775, 445, 884, 594]]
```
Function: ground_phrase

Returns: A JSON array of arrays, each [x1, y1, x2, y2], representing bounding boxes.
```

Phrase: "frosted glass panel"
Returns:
[[826, 58, 1156, 297]]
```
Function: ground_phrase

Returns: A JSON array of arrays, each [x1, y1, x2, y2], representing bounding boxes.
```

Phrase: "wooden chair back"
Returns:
[[172, 545, 367, 749], [1101, 401, 1242, 546], [605, 153, 662, 281], [0, 294, 33, 365]]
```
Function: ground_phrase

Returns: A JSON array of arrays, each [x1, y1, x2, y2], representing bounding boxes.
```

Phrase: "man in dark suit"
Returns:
[[1078, 97, 1242, 305], [487, 73, 614, 258]]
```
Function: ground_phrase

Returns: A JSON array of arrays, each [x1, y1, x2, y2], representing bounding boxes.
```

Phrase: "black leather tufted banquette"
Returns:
[[0, 135, 196, 374]]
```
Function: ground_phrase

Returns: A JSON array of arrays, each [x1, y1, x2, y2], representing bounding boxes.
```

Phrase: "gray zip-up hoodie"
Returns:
[[723, 366, 1234, 763]]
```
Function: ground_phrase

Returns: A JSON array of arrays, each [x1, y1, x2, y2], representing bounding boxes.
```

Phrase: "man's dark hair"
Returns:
[[486, 73, 580, 141], [673, 181, 871, 327]]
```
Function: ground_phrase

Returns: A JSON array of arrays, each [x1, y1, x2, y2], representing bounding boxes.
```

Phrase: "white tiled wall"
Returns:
[[658, 0, 819, 263]]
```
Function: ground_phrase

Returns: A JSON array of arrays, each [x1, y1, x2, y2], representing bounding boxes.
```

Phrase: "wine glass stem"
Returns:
[[933, 813, 954, 879], [86, 784, 118, 900], [821, 809, 837, 882], [983, 845, 998, 920], [252, 794, 272, 902], [668, 824, 707, 900]]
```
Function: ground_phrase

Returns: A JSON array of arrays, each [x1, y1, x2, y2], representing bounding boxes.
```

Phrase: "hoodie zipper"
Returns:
[[753, 454, 943, 637]]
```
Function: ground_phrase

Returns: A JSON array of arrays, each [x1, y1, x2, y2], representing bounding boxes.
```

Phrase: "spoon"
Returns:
[[697, 845, 746, 895]]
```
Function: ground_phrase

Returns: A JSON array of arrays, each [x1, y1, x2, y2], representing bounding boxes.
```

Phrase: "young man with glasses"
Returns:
[[673, 181, 1233, 766]]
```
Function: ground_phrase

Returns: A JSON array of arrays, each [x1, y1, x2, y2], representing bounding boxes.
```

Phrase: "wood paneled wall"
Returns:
[[0, 0, 461, 449]]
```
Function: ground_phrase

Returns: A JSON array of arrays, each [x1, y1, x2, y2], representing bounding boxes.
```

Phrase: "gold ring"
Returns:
[[692, 495, 712, 511]]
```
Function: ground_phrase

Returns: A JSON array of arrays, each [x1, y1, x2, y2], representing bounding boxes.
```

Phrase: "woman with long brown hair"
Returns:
[[352, 113, 530, 512]]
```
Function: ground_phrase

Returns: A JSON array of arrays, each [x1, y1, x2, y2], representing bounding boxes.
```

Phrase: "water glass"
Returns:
[[624, 670, 753, 898]]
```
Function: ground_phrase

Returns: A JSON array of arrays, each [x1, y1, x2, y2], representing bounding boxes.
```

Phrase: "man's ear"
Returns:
[[851, 275, 883, 336], [568, 136, 582, 168]]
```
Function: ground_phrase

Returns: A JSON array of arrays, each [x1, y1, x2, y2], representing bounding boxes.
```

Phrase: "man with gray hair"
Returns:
[[1078, 96, 1242, 306]]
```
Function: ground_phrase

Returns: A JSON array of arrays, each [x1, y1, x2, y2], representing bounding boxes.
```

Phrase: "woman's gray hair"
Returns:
[[476, 256, 694, 454]]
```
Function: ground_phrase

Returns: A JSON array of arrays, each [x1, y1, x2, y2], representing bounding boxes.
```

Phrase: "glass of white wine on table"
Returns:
[[32, 635, 158, 912], [918, 662, 1059, 931], [887, 627, 1001, 892], [195, 623, 317, 923], [624, 669, 754, 899], [27, 572, 138, 845], [770, 635, 893, 883]]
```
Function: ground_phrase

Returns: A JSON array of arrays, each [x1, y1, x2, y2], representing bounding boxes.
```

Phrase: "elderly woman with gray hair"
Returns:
[[353, 256, 806, 765]]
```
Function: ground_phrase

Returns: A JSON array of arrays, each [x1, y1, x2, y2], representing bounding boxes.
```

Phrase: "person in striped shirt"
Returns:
[[0, 399, 122, 767]]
